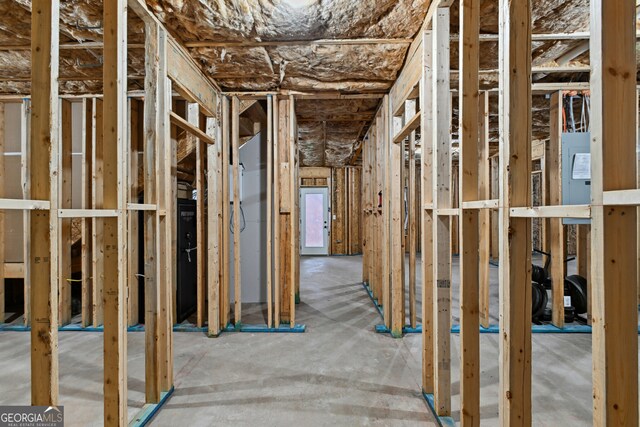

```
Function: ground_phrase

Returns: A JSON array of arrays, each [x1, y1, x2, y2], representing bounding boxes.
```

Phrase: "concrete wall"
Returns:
[[229, 130, 267, 303]]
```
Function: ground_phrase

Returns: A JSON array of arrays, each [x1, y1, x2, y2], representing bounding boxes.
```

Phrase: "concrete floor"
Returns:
[[0, 255, 628, 426]]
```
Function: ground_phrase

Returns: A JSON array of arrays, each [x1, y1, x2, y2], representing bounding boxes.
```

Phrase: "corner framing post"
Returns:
[[432, 8, 452, 416], [381, 95, 391, 329], [498, 0, 532, 424], [103, 0, 128, 424], [459, 0, 481, 423], [30, 0, 59, 406], [288, 95, 297, 327], [421, 29, 435, 394], [590, 0, 639, 425]]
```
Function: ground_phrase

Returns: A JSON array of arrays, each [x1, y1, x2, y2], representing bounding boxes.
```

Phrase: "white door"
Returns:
[[300, 187, 329, 255]]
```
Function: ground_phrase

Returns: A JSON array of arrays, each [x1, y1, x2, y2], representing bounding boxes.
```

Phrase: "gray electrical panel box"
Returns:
[[561, 132, 591, 225]]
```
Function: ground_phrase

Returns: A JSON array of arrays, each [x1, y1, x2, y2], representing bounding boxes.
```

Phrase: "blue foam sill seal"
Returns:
[[223, 323, 306, 333], [128, 387, 174, 427], [421, 392, 456, 427], [361, 282, 384, 320], [0, 323, 306, 333], [375, 323, 604, 334]]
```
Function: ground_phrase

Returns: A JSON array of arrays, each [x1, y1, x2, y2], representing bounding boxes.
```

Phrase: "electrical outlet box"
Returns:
[[561, 132, 591, 225]]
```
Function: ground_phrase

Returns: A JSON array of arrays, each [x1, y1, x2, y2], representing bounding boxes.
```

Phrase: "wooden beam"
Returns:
[[421, 29, 435, 394], [184, 38, 413, 48], [169, 111, 215, 145], [103, 1, 127, 424], [432, 8, 452, 416], [299, 167, 331, 179], [459, 0, 481, 422], [30, 0, 59, 406], [232, 96, 241, 325], [392, 111, 421, 144], [498, 0, 532, 424], [590, 0, 639, 425], [510, 205, 590, 218]]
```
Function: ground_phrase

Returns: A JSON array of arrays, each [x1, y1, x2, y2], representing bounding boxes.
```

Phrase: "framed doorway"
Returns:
[[300, 187, 329, 255]]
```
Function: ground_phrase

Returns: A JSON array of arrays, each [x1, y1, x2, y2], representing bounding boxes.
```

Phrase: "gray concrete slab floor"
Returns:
[[0, 255, 634, 426]]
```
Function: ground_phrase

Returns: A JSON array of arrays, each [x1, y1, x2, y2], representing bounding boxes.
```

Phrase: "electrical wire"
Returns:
[[229, 203, 247, 234]]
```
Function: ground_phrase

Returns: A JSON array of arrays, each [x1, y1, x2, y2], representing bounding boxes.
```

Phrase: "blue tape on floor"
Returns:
[[223, 323, 306, 333], [128, 387, 174, 427], [422, 392, 456, 427], [361, 282, 384, 320], [376, 323, 629, 335]]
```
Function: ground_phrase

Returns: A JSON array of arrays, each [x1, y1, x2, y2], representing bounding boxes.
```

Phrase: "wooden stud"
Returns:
[[266, 95, 273, 327], [408, 102, 417, 329], [421, 30, 435, 394], [81, 99, 93, 328], [58, 99, 72, 326], [548, 91, 566, 328], [221, 96, 231, 328], [30, 0, 59, 406], [289, 95, 297, 325], [390, 109, 404, 337], [459, 0, 481, 422], [127, 99, 140, 327], [103, 1, 127, 423], [590, 0, 639, 424], [381, 96, 391, 329], [142, 17, 161, 404], [232, 96, 241, 325], [478, 91, 491, 329], [92, 98, 104, 327], [432, 8, 452, 416], [273, 97, 280, 328], [21, 100, 31, 326], [206, 104, 221, 336], [189, 103, 206, 327], [498, 0, 532, 424], [158, 29, 173, 394]]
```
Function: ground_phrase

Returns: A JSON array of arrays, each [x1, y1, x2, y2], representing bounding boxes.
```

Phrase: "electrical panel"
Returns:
[[561, 132, 591, 225]]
